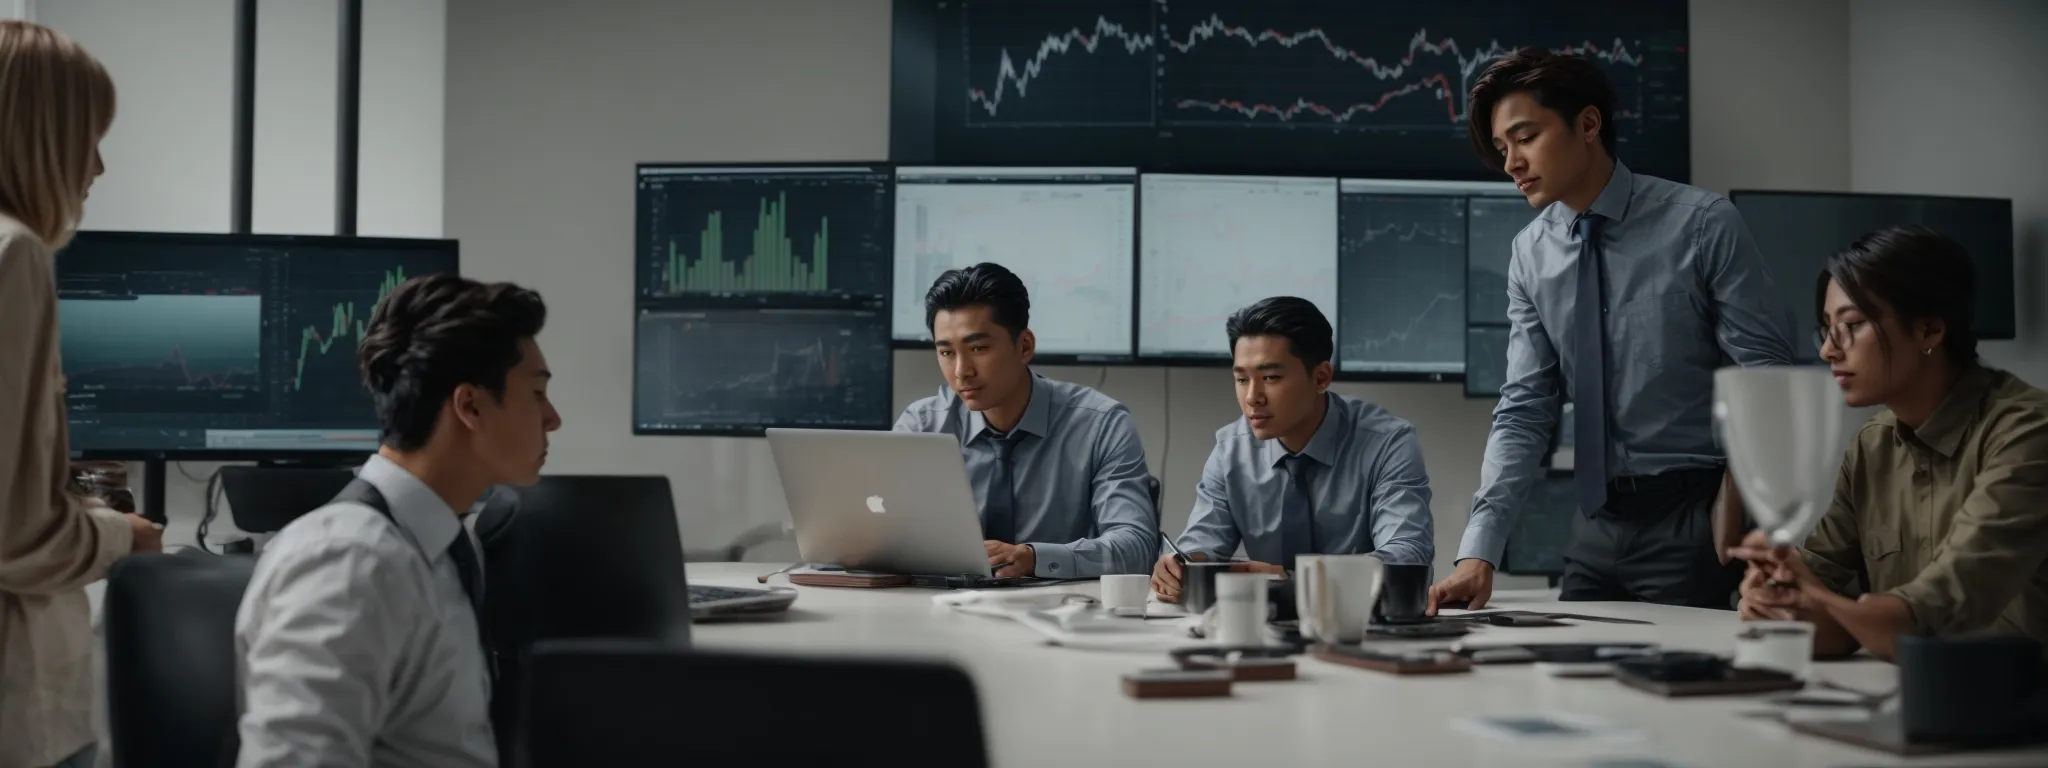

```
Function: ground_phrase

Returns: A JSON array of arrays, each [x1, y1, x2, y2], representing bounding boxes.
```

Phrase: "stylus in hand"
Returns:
[[1159, 532, 1190, 567]]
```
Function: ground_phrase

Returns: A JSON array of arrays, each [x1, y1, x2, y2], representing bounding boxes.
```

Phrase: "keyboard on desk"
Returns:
[[687, 583, 798, 619]]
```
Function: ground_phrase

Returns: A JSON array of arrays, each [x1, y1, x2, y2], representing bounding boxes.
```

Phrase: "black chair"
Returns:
[[472, 475, 696, 760], [516, 639, 988, 768], [104, 550, 257, 768]]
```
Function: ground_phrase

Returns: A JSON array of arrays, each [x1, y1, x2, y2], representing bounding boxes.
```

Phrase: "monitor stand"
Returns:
[[136, 456, 365, 527], [141, 458, 168, 526]]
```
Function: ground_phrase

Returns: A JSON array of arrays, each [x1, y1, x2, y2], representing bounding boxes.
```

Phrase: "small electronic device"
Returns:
[[1535, 661, 1617, 678], [1366, 622, 1471, 640], [1465, 646, 1540, 664], [1454, 642, 1659, 665], [1122, 668, 1233, 699], [907, 574, 1052, 590], [1313, 645, 1473, 676], [1613, 652, 1801, 697]]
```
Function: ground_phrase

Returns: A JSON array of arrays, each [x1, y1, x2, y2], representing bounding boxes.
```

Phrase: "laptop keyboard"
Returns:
[[688, 585, 769, 605]]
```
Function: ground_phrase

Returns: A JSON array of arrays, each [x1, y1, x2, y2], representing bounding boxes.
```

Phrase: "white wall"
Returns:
[[1849, 0, 2048, 387], [38, 0, 447, 551], [443, 0, 1857, 577]]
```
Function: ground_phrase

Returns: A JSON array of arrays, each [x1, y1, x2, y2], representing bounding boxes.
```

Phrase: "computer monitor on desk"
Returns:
[[55, 231, 458, 459]]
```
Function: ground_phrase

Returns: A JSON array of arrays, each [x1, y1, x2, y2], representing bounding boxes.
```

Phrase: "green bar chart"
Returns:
[[660, 192, 832, 294]]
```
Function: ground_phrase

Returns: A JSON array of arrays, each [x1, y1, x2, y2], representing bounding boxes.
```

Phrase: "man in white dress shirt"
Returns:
[[234, 275, 561, 767]]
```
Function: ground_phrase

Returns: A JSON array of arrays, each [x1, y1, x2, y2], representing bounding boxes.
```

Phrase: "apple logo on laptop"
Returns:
[[865, 495, 887, 514]]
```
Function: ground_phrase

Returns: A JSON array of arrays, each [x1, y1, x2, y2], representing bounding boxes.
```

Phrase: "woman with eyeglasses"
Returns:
[[1730, 225, 2048, 662]]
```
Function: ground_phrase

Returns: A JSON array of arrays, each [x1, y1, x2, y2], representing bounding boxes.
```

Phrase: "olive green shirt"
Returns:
[[1801, 366, 2048, 645]]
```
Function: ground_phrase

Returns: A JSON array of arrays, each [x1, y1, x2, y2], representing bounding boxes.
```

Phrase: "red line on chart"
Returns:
[[968, 16, 1154, 117], [1176, 71, 1459, 124]]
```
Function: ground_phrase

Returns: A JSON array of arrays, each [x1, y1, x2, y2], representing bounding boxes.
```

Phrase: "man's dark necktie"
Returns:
[[981, 430, 1026, 542], [445, 530, 496, 683], [1279, 454, 1316, 565], [1572, 213, 1611, 516]]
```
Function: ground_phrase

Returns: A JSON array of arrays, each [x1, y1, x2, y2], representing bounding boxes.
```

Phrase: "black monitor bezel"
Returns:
[[1726, 188, 2017, 341], [631, 161, 898, 438], [59, 229, 460, 461]]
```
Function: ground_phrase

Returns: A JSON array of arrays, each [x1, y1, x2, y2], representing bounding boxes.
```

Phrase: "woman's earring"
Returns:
[[1922, 348, 1933, 356]]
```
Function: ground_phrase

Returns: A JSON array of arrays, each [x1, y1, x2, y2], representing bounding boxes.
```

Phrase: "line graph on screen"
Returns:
[[962, 0, 1156, 126], [1338, 194, 1465, 373], [1161, 6, 1665, 132]]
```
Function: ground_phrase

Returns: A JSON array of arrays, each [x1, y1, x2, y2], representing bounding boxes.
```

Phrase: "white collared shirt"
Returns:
[[234, 454, 496, 767]]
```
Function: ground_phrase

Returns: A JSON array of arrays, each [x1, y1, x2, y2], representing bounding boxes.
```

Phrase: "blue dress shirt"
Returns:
[[1176, 392, 1435, 567], [1460, 161, 1796, 565], [893, 373, 1159, 578]]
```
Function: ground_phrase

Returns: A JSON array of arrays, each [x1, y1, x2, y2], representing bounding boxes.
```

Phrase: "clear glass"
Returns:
[[1712, 366, 1848, 546]]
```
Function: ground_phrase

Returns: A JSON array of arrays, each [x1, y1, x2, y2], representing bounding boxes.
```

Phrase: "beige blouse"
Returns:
[[0, 212, 133, 768]]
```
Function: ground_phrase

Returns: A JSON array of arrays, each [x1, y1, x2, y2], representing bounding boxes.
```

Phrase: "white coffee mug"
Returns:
[[1733, 620, 1815, 680], [1100, 574, 1150, 617], [1294, 553, 1384, 644], [1213, 572, 1271, 646]]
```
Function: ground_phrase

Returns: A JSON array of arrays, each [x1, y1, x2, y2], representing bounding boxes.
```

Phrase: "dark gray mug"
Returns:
[[1179, 562, 1233, 613], [1374, 563, 1431, 624], [1899, 634, 2046, 746]]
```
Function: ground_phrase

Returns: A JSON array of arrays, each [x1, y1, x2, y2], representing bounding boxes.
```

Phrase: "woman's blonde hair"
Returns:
[[0, 20, 115, 248]]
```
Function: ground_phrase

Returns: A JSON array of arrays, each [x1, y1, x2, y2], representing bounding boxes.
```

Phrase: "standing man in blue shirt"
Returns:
[[894, 263, 1158, 579], [1428, 49, 1795, 611], [1152, 297, 1434, 602]]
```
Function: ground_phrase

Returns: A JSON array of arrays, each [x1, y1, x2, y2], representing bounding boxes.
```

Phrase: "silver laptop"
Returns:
[[766, 428, 994, 578]]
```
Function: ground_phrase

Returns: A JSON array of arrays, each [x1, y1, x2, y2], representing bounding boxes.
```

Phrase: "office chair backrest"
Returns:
[[472, 475, 694, 757], [517, 639, 989, 768], [219, 465, 356, 534], [474, 474, 692, 648], [104, 550, 258, 768]]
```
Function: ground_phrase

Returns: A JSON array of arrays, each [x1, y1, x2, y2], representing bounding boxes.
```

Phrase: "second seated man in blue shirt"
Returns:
[[1151, 297, 1435, 602], [894, 262, 1158, 579]]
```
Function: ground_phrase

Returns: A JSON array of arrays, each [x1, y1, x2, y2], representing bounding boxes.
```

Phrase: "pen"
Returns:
[[1159, 532, 1190, 566]]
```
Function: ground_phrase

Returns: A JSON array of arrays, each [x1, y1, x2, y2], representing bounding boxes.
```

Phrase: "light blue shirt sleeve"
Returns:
[[1368, 426, 1435, 567], [1460, 239, 1567, 566], [1174, 443, 1241, 560], [1698, 200, 1797, 367], [1030, 406, 1158, 578], [891, 407, 925, 432]]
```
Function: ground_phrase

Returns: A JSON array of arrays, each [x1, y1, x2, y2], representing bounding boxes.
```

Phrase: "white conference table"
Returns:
[[688, 563, 2048, 768]]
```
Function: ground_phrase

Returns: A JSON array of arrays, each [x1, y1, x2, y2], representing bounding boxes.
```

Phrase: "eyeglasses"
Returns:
[[1815, 319, 1867, 352]]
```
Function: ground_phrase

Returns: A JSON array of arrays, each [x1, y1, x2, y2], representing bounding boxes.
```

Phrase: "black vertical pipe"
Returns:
[[336, 0, 361, 235], [229, 0, 256, 234]]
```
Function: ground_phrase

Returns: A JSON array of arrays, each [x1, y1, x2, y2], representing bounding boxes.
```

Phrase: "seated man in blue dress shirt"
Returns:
[[894, 262, 1159, 579], [1152, 297, 1435, 602]]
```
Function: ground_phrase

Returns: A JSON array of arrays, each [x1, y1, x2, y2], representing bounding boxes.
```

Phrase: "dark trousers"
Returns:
[[1559, 467, 1743, 609]]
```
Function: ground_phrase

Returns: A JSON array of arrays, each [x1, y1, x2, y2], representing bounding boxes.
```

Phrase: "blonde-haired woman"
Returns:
[[0, 19, 161, 768]]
